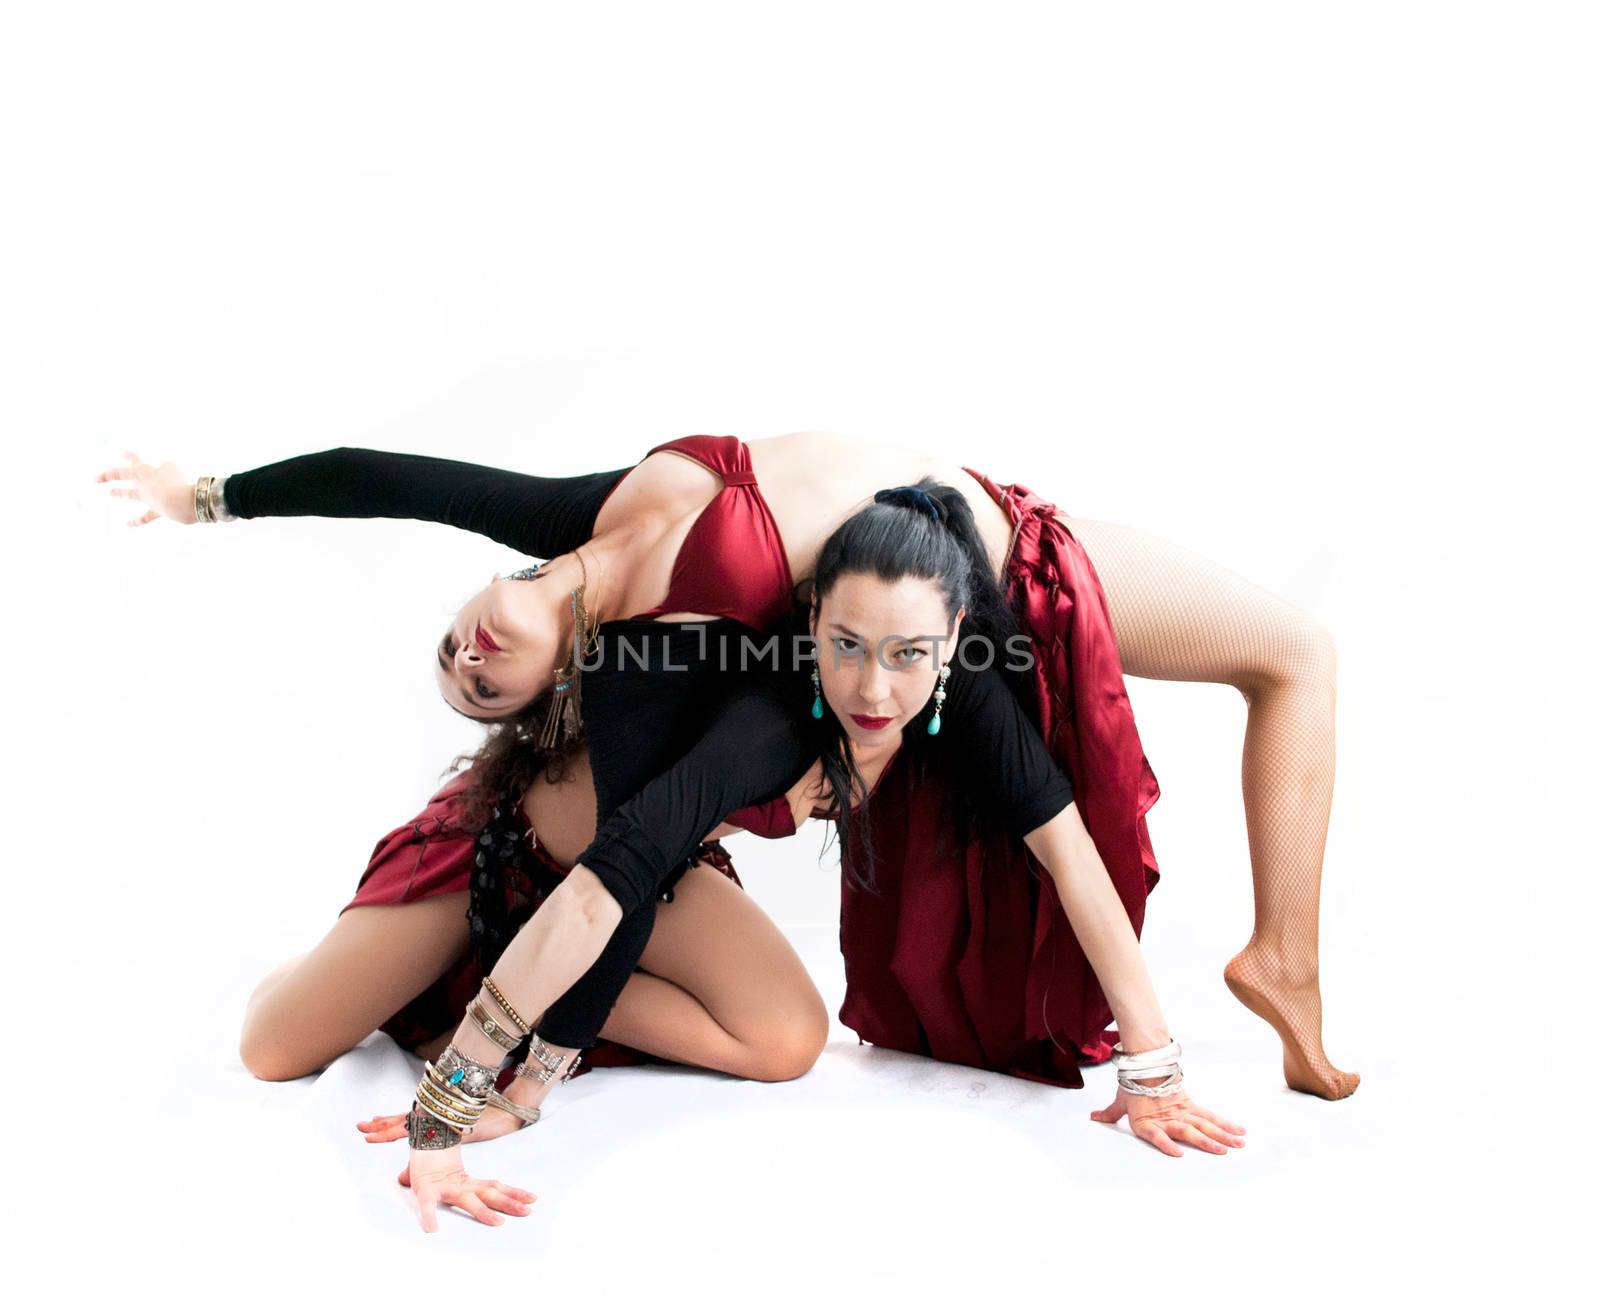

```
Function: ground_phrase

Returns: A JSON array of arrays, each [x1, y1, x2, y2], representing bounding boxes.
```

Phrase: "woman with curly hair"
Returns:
[[103, 430, 1345, 1227]]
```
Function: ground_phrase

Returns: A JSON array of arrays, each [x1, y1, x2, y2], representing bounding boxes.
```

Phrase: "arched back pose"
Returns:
[[494, 482, 1259, 1127], [101, 433, 1352, 1221], [360, 480, 1250, 1225]]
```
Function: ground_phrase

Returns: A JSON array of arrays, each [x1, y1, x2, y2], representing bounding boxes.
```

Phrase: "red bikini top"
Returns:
[[612, 435, 795, 631]]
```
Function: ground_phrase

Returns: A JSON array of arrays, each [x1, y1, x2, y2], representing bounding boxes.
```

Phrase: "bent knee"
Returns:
[[1240, 614, 1337, 700], [740, 1010, 829, 1083], [239, 1021, 321, 1082], [240, 1041, 310, 1083]]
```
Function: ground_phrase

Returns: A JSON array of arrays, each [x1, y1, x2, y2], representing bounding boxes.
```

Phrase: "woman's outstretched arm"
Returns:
[[1023, 805, 1243, 1156], [98, 448, 630, 558]]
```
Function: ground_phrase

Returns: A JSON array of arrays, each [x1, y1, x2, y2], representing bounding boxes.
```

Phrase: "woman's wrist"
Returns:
[[1117, 1030, 1173, 1054], [408, 1043, 503, 1150], [191, 475, 236, 524], [1112, 1036, 1184, 1096]]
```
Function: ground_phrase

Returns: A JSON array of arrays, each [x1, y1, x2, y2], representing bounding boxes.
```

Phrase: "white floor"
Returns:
[[40, 921, 1565, 1293], [14, 7, 1593, 1285]]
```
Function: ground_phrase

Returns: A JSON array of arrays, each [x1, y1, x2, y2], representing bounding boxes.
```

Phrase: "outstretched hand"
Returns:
[[401, 1148, 536, 1233], [95, 451, 197, 526], [1090, 1085, 1247, 1157]]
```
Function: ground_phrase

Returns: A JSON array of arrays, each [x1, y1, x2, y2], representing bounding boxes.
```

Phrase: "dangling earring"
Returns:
[[537, 551, 601, 751], [537, 589, 586, 751], [810, 666, 824, 719], [927, 665, 951, 735]]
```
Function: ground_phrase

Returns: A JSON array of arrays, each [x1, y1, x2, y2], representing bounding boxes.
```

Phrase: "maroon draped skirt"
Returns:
[[343, 768, 743, 1077], [838, 470, 1162, 1088]]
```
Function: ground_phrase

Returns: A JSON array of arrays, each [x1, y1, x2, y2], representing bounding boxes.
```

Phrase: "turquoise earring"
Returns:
[[811, 666, 824, 719], [927, 665, 951, 735]]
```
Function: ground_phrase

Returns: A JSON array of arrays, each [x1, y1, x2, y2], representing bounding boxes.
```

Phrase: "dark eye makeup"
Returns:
[[439, 634, 498, 701]]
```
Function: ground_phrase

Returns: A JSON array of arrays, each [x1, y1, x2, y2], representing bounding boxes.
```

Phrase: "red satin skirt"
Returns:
[[343, 768, 743, 1077], [838, 470, 1162, 1088]]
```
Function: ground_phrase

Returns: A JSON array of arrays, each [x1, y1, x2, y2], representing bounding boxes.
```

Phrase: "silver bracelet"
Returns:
[[406, 1103, 465, 1150], [466, 996, 526, 1053], [416, 1072, 487, 1127], [193, 475, 236, 523], [434, 1044, 502, 1098], [485, 1088, 542, 1130], [1117, 1064, 1185, 1098], [514, 1034, 582, 1086], [1112, 1039, 1181, 1074]]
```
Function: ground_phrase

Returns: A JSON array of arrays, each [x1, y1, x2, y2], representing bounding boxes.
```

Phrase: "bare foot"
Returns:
[[1224, 944, 1360, 1100]]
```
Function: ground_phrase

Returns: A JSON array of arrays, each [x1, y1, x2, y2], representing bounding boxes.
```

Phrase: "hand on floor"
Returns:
[[401, 1148, 535, 1232], [1089, 1085, 1247, 1157]]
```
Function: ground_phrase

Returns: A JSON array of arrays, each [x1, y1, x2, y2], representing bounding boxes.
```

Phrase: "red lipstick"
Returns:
[[850, 714, 892, 731], [475, 624, 501, 653]]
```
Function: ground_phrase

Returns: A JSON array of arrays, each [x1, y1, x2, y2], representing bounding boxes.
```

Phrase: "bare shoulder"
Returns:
[[594, 446, 723, 531]]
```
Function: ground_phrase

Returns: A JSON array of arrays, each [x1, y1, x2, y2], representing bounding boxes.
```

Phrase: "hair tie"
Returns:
[[873, 485, 946, 524]]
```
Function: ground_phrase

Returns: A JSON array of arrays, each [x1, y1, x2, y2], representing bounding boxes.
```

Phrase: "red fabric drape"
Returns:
[[838, 471, 1162, 1087]]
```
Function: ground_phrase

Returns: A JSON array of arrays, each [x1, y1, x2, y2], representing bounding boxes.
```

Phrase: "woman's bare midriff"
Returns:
[[747, 432, 1015, 584]]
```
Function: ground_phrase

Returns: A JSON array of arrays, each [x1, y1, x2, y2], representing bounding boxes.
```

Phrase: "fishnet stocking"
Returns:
[[1066, 517, 1359, 1100]]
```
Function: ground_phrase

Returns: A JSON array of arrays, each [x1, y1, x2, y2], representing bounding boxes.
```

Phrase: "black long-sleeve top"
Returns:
[[221, 446, 1075, 1050], [223, 446, 630, 560], [577, 655, 1075, 915], [219, 446, 799, 1046]]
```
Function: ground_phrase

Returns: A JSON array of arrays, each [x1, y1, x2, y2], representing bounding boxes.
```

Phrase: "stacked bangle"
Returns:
[[193, 475, 235, 523], [408, 1045, 502, 1150], [466, 996, 525, 1053], [1112, 1038, 1186, 1097], [407, 978, 582, 1149], [480, 976, 532, 1037]]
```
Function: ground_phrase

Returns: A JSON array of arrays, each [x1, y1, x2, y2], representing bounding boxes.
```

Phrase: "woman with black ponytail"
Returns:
[[104, 428, 1345, 1224], [575, 480, 1248, 1158]]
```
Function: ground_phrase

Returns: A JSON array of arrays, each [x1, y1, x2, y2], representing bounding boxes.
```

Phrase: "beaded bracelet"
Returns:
[[466, 995, 525, 1054]]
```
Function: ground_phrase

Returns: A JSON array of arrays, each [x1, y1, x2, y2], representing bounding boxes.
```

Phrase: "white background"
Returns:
[[3, 2, 1592, 1290]]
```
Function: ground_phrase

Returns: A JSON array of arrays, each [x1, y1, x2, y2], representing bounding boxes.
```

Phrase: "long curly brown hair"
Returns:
[[443, 689, 582, 831]]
